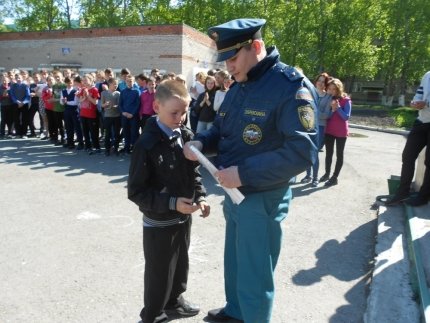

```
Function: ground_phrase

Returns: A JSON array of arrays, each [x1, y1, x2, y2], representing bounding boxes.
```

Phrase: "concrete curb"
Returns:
[[364, 205, 420, 323], [349, 123, 409, 136]]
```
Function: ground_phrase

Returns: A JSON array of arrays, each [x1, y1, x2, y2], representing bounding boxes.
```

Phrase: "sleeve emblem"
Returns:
[[298, 105, 315, 131], [295, 87, 314, 101]]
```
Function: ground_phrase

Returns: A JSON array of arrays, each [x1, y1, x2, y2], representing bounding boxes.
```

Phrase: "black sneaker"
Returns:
[[165, 297, 199, 317], [385, 192, 409, 206], [301, 176, 312, 184], [324, 177, 338, 187], [312, 179, 319, 187], [320, 173, 330, 182], [207, 308, 243, 322], [404, 196, 429, 207], [89, 148, 101, 155]]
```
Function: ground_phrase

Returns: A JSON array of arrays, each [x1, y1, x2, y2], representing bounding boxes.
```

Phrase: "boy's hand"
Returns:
[[183, 141, 202, 161], [197, 201, 210, 218], [176, 197, 200, 215]]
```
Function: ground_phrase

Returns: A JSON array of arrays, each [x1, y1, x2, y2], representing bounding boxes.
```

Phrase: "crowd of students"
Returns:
[[0, 67, 232, 156]]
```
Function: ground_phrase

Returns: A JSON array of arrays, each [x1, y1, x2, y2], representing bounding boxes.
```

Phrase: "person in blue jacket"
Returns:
[[119, 74, 140, 154], [183, 18, 319, 323]]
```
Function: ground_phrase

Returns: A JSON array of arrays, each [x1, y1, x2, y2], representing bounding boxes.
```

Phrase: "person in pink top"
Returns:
[[320, 78, 352, 187], [139, 77, 156, 132]]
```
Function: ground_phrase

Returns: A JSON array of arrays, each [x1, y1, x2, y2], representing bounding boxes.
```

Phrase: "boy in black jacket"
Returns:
[[128, 80, 210, 323]]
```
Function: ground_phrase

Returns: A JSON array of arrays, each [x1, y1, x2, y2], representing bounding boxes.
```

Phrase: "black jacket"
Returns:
[[128, 117, 206, 226]]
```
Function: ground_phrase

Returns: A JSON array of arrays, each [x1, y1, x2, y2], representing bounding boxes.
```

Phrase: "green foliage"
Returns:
[[0, 0, 429, 90], [389, 107, 418, 128]]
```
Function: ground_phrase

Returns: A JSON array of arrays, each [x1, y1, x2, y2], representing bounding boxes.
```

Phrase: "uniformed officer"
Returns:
[[183, 18, 319, 323]]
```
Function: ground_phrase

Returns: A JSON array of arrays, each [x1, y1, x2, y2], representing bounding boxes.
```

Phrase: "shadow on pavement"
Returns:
[[0, 138, 130, 184], [292, 219, 377, 322]]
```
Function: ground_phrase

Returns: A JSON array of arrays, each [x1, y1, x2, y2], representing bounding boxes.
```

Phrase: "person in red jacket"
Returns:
[[77, 74, 100, 154]]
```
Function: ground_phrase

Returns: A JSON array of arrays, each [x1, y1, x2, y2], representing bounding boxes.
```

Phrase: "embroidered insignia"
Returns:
[[298, 105, 315, 131], [243, 124, 262, 145], [295, 87, 314, 101], [244, 109, 266, 117]]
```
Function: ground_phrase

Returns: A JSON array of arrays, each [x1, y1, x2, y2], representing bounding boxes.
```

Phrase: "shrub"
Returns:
[[389, 108, 417, 129]]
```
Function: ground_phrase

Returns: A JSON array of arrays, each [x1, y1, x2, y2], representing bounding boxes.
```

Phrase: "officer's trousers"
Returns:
[[222, 186, 291, 323]]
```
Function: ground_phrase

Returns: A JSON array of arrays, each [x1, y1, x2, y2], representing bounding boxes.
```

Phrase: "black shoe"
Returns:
[[404, 196, 429, 207], [320, 173, 330, 182], [207, 308, 243, 322], [324, 177, 338, 187], [76, 143, 84, 150], [312, 179, 319, 187], [300, 176, 312, 184], [165, 297, 199, 317], [89, 148, 101, 155], [385, 192, 409, 206], [139, 310, 168, 323]]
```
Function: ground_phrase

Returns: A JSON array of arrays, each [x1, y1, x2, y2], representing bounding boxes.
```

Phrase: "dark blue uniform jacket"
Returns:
[[196, 46, 319, 194]]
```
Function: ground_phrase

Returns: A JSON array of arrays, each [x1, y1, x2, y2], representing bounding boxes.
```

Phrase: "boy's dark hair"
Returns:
[[105, 68, 113, 75], [137, 73, 149, 82], [73, 75, 82, 83], [120, 68, 130, 76], [64, 77, 72, 84], [107, 77, 118, 85]]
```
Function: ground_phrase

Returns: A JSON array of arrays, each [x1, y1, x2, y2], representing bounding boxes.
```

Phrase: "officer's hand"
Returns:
[[215, 166, 242, 189], [197, 201, 210, 218], [183, 141, 202, 161], [411, 101, 426, 110], [176, 197, 200, 215]]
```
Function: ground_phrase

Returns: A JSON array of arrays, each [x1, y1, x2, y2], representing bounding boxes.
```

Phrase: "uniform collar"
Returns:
[[246, 46, 280, 82]]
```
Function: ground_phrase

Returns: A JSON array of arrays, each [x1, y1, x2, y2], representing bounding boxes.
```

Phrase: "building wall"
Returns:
[[0, 24, 220, 82]]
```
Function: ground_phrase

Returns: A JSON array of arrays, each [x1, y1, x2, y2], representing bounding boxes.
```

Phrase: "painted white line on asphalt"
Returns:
[[77, 211, 102, 220]]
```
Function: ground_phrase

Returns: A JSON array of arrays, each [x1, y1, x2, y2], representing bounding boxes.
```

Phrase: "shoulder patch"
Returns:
[[298, 105, 315, 131], [295, 87, 314, 101]]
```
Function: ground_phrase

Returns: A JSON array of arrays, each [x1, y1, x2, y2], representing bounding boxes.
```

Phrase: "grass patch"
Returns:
[[389, 107, 418, 128], [352, 104, 417, 129]]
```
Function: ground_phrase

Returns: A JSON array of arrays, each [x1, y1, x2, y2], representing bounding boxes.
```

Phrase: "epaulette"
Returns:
[[279, 64, 304, 82]]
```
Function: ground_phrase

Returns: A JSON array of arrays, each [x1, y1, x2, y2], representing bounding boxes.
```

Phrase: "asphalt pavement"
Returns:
[[0, 127, 426, 323]]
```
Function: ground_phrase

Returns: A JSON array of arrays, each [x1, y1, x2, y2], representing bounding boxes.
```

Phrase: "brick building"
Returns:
[[0, 24, 224, 83]]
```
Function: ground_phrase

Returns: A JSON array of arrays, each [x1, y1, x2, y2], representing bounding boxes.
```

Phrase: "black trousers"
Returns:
[[46, 109, 64, 140], [64, 106, 83, 146], [324, 134, 347, 178], [0, 104, 13, 136], [12, 103, 30, 136], [28, 102, 39, 135], [81, 117, 100, 149], [103, 116, 121, 150], [398, 120, 430, 198], [141, 219, 191, 323], [140, 114, 152, 133]]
